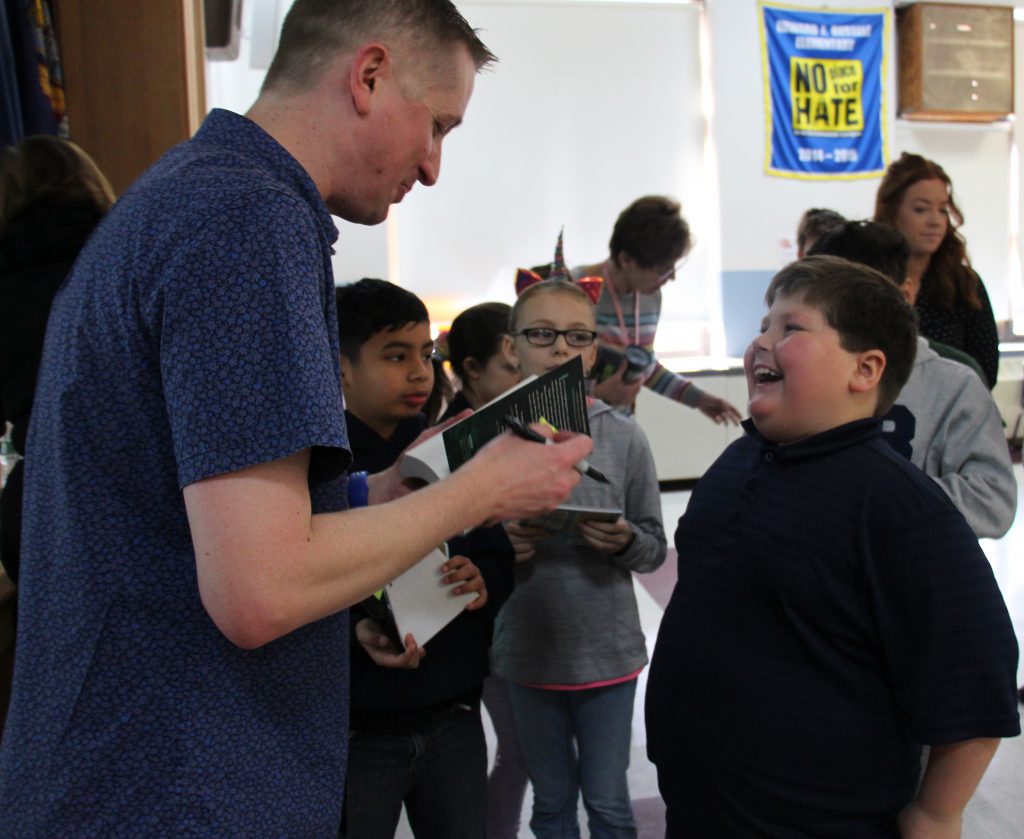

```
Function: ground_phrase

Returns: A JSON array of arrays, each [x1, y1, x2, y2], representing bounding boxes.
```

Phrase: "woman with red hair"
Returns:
[[874, 152, 1000, 388]]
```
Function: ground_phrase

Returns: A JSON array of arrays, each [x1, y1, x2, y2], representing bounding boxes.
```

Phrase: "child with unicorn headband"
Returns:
[[493, 239, 667, 838]]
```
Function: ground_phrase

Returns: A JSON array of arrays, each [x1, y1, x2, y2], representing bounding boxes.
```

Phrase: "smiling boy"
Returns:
[[646, 256, 1020, 839]]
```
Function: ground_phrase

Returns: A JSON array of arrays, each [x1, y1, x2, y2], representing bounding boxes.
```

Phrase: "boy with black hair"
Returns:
[[810, 220, 1015, 538], [335, 278, 515, 839], [646, 256, 1020, 838]]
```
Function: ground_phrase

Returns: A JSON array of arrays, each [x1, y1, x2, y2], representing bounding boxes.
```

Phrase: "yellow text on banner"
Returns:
[[790, 58, 863, 132]]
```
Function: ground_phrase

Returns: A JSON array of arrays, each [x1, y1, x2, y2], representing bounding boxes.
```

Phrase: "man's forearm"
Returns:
[[188, 432, 591, 648]]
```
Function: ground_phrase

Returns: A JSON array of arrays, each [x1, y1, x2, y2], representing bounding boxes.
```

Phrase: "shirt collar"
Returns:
[[195, 109, 338, 246], [344, 411, 427, 451], [741, 417, 881, 463]]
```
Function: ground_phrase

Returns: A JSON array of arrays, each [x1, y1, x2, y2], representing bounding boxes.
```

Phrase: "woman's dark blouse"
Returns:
[[0, 199, 104, 582], [915, 268, 999, 389]]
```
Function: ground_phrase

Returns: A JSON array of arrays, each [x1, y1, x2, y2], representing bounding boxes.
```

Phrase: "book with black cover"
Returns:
[[399, 356, 590, 484]]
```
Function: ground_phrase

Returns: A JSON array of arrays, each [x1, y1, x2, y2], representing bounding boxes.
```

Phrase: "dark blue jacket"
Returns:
[[646, 418, 1019, 838], [345, 411, 514, 720]]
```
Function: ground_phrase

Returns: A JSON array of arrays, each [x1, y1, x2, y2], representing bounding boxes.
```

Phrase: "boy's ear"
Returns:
[[848, 348, 886, 396], [339, 353, 355, 388]]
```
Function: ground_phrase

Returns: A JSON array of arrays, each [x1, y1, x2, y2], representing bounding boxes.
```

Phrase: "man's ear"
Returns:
[[849, 348, 886, 395], [350, 44, 389, 115]]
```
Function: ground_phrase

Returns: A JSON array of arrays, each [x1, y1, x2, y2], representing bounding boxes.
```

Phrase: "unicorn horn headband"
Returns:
[[515, 228, 603, 304]]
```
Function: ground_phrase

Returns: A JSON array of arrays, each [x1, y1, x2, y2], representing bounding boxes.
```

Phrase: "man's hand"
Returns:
[[442, 555, 487, 610], [579, 516, 635, 554], [592, 360, 644, 407], [462, 426, 592, 524], [503, 519, 553, 562], [355, 618, 426, 669], [368, 409, 473, 504], [696, 391, 742, 425]]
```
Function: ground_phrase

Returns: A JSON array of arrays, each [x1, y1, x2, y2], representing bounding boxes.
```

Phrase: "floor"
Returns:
[[397, 470, 1024, 839]]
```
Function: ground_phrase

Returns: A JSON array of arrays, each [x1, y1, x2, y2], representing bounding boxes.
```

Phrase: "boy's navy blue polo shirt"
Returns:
[[647, 418, 1019, 838], [0, 110, 352, 837]]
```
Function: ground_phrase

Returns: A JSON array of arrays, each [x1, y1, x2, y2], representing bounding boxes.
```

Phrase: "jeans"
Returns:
[[509, 680, 637, 839], [341, 702, 487, 839], [483, 674, 530, 839]]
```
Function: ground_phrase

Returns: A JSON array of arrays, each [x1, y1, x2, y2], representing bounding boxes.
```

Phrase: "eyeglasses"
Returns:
[[515, 327, 598, 348], [657, 261, 684, 283]]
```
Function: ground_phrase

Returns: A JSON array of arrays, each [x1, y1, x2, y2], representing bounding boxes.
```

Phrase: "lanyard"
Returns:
[[604, 263, 640, 347]]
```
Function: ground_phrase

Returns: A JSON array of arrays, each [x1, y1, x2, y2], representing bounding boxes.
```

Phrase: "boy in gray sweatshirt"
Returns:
[[810, 221, 1016, 538]]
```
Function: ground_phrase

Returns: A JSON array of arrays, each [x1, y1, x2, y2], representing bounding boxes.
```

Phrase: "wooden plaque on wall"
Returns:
[[56, 0, 206, 195], [897, 2, 1014, 122]]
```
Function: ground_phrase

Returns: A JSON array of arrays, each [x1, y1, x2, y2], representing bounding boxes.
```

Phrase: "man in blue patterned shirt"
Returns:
[[0, 2, 591, 836]]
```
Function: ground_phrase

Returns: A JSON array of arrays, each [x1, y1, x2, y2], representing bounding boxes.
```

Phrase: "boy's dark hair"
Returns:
[[796, 208, 845, 255], [424, 356, 452, 425], [448, 302, 512, 384], [263, 0, 496, 94], [609, 196, 691, 270], [808, 220, 910, 287], [765, 255, 917, 415], [335, 278, 429, 362]]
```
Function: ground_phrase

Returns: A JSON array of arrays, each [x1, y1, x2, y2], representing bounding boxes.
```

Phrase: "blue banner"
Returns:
[[759, 3, 889, 179]]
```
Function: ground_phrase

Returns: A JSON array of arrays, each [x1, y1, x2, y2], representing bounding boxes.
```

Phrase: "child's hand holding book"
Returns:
[[503, 519, 555, 562], [441, 555, 488, 610], [578, 516, 635, 555], [354, 617, 426, 669]]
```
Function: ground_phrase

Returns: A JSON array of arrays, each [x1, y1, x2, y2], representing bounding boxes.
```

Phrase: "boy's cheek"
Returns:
[[742, 344, 756, 398]]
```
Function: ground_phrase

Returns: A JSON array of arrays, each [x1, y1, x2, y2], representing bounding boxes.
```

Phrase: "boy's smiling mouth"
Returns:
[[753, 365, 783, 384]]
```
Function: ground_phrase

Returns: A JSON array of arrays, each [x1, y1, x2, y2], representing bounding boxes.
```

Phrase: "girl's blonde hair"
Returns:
[[510, 280, 596, 333]]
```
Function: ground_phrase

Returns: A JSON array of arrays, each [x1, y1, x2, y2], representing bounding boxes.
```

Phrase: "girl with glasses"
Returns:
[[492, 279, 667, 839]]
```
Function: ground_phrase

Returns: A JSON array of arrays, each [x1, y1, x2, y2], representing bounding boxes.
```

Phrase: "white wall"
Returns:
[[204, 0, 389, 283], [204, 0, 1024, 334], [396, 1, 709, 327], [711, 0, 1020, 317]]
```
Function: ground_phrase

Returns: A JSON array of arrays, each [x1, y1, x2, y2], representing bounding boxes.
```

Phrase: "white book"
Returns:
[[384, 545, 478, 646]]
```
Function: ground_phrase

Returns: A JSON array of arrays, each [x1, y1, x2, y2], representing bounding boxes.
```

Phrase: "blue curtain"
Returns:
[[2, 0, 67, 144], [0, 2, 24, 145]]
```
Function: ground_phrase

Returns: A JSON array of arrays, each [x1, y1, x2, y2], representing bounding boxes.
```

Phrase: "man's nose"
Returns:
[[419, 142, 442, 187]]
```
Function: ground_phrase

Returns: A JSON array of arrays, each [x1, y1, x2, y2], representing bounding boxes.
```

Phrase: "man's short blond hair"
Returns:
[[262, 0, 496, 95]]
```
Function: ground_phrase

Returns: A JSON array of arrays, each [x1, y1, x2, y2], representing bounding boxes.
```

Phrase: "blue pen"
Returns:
[[503, 414, 609, 484]]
